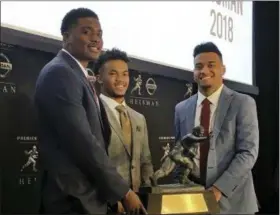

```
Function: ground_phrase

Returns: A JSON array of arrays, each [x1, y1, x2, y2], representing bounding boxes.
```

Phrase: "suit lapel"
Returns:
[[185, 95, 197, 136], [58, 50, 85, 78], [212, 86, 234, 144], [99, 101, 111, 150], [127, 107, 139, 161], [100, 99, 131, 157], [58, 50, 100, 110]]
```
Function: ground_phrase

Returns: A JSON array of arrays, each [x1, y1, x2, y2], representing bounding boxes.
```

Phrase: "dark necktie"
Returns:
[[86, 76, 111, 152], [200, 98, 211, 185], [87, 76, 100, 110]]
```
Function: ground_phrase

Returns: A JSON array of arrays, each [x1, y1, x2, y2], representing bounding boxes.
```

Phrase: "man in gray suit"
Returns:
[[174, 42, 259, 213], [95, 48, 154, 213], [35, 8, 146, 214]]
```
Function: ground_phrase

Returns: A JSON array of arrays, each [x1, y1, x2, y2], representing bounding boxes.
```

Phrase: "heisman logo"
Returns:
[[0, 53, 12, 79], [184, 83, 193, 98], [20, 145, 38, 172], [130, 74, 157, 96]]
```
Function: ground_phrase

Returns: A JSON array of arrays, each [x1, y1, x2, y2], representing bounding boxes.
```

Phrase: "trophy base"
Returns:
[[139, 184, 220, 214]]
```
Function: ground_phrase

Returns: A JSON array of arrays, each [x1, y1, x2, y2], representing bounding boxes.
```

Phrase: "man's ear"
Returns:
[[62, 32, 70, 43], [221, 65, 226, 76]]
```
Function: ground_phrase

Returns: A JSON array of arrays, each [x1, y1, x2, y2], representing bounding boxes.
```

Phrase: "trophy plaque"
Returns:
[[139, 126, 220, 214]]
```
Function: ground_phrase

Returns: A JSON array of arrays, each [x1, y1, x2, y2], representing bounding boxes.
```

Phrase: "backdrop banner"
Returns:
[[125, 70, 195, 184], [0, 42, 54, 214], [0, 43, 195, 213]]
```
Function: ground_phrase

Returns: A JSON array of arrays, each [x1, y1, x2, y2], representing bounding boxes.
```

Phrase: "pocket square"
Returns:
[[136, 126, 141, 132]]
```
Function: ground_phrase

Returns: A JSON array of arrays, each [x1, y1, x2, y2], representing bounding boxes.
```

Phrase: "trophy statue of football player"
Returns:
[[150, 126, 209, 186]]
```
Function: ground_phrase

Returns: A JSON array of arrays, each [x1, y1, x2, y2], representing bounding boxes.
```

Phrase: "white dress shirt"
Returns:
[[61, 49, 88, 77], [100, 94, 126, 125], [194, 84, 224, 174]]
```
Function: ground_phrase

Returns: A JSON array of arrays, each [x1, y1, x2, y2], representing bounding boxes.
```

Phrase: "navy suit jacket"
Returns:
[[34, 50, 129, 214]]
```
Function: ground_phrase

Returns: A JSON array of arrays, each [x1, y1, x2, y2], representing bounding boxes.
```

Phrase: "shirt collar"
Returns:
[[197, 84, 224, 107], [100, 93, 126, 110], [61, 48, 88, 77]]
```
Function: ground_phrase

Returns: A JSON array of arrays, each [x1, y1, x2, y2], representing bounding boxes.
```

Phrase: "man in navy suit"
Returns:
[[174, 42, 259, 213], [35, 8, 146, 214]]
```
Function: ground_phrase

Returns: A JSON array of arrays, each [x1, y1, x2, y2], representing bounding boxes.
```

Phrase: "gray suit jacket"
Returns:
[[174, 86, 259, 213], [34, 50, 130, 214], [101, 99, 154, 192]]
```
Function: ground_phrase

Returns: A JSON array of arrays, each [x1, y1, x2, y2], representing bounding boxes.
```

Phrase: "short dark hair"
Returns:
[[193, 42, 223, 61], [61, 8, 99, 35], [94, 48, 130, 74]]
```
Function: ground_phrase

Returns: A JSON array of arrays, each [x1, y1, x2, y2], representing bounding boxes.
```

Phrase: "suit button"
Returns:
[[131, 165, 135, 169]]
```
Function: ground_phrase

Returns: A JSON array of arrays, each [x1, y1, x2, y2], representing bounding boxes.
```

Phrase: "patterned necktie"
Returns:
[[115, 105, 132, 148], [200, 98, 211, 185]]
